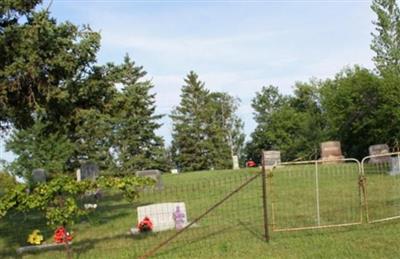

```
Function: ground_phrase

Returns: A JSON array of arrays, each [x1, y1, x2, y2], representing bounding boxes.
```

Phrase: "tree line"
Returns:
[[246, 0, 400, 163], [1, 0, 400, 181]]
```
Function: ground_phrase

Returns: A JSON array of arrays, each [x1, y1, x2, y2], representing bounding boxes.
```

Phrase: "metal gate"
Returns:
[[361, 152, 400, 223], [267, 158, 363, 232]]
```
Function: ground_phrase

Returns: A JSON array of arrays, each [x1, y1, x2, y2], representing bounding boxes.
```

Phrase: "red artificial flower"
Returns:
[[137, 216, 153, 232], [54, 226, 73, 243]]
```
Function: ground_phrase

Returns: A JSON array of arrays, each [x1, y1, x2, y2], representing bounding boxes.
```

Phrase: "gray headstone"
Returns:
[[80, 162, 99, 181], [32, 169, 46, 183], [263, 150, 281, 167], [369, 144, 390, 163], [136, 170, 163, 190]]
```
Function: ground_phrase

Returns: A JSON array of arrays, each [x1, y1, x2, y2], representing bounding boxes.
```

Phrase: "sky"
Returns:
[[1, 0, 376, 164]]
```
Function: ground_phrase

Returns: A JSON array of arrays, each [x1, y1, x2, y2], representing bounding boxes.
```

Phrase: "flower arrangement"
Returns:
[[53, 226, 73, 244], [84, 203, 98, 210], [137, 216, 153, 232], [27, 229, 44, 245]]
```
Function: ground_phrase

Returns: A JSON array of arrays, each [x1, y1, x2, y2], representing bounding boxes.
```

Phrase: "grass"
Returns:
[[1, 164, 400, 258]]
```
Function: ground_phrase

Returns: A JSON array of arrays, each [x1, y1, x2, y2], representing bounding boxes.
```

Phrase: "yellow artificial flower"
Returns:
[[27, 229, 44, 245]]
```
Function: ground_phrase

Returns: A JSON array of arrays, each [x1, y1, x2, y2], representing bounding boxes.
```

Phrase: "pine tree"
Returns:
[[171, 72, 245, 171], [112, 56, 167, 173], [6, 117, 74, 181], [171, 71, 210, 172]]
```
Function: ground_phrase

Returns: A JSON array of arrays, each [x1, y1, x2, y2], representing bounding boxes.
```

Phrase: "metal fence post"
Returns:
[[261, 150, 270, 242], [315, 161, 321, 226]]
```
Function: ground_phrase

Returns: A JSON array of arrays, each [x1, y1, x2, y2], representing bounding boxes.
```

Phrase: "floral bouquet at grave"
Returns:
[[54, 226, 73, 244], [27, 229, 44, 245], [137, 216, 153, 233]]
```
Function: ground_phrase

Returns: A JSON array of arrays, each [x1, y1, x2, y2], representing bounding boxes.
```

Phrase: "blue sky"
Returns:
[[1, 0, 376, 163]]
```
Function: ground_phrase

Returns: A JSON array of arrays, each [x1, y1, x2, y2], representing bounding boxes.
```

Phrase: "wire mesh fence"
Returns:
[[2, 152, 400, 258], [0, 170, 265, 258], [268, 159, 362, 232], [362, 152, 400, 223]]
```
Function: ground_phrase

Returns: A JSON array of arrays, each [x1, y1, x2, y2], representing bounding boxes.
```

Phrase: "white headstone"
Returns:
[[232, 155, 239, 170], [135, 202, 188, 232], [389, 156, 400, 176], [76, 169, 81, 182], [171, 169, 179, 174]]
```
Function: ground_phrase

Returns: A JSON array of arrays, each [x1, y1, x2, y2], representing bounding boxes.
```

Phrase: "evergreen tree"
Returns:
[[6, 117, 74, 181], [171, 71, 211, 172], [0, 2, 100, 130], [112, 56, 167, 173], [171, 72, 245, 171]]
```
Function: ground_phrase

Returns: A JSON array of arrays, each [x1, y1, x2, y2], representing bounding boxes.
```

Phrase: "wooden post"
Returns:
[[261, 150, 270, 242]]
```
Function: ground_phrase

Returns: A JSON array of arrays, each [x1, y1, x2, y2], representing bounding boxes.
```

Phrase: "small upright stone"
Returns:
[[32, 169, 46, 184], [263, 150, 281, 167], [369, 144, 390, 163], [76, 169, 81, 182], [232, 155, 240, 170], [136, 169, 163, 190], [80, 162, 99, 181], [320, 141, 344, 163]]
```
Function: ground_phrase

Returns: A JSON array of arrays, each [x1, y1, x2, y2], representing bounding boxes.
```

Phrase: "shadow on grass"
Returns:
[[0, 192, 141, 258]]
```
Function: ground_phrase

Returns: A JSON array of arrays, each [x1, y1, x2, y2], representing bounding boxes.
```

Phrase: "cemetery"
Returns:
[[2, 0, 400, 258], [1, 147, 400, 258]]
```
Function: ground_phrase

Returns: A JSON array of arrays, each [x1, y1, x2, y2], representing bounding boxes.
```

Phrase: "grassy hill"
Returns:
[[1, 167, 400, 258]]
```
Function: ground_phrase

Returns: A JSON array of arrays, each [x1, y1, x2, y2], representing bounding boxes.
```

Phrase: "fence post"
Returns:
[[261, 150, 270, 242], [315, 161, 321, 226]]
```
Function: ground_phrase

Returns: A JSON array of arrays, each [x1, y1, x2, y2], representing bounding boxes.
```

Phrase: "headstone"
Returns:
[[320, 141, 344, 163], [171, 169, 179, 174], [80, 162, 99, 181], [232, 155, 239, 170], [136, 170, 163, 190], [263, 151, 281, 167], [32, 169, 46, 183], [132, 202, 189, 233], [389, 156, 400, 176], [369, 144, 390, 163], [76, 169, 81, 182]]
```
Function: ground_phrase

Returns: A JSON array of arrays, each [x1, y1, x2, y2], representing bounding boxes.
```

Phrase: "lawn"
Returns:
[[1, 164, 400, 258]]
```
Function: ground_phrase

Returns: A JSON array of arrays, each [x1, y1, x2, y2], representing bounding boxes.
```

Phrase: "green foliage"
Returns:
[[171, 71, 245, 171], [371, 0, 400, 75], [247, 83, 324, 162], [1, 0, 167, 176], [320, 66, 384, 158], [0, 3, 100, 130], [6, 119, 74, 180], [111, 56, 168, 173], [0, 175, 154, 226], [171, 71, 212, 172], [0, 171, 16, 196]]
